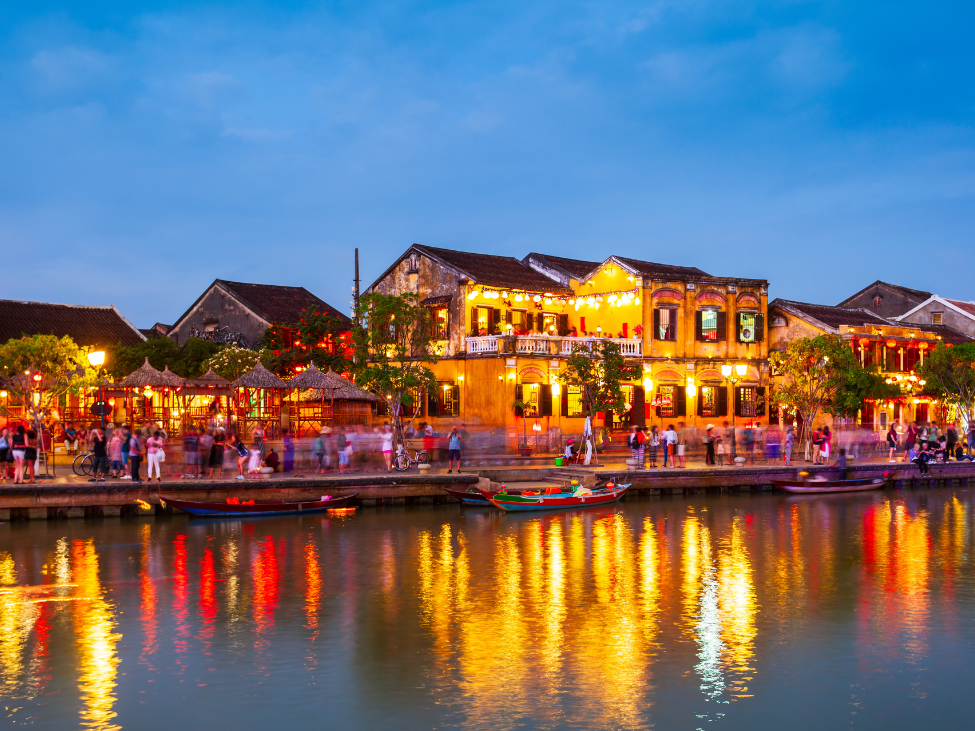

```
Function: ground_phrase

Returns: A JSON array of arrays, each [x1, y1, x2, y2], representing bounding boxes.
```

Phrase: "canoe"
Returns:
[[444, 487, 492, 505], [482, 483, 631, 512], [773, 478, 886, 494], [163, 493, 358, 517]]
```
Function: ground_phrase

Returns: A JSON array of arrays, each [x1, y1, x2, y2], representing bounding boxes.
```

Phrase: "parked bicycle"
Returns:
[[393, 444, 430, 472], [72, 451, 95, 477]]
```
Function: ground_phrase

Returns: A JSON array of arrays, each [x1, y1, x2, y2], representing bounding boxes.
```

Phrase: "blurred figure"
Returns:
[[887, 422, 899, 462], [381, 423, 394, 471], [784, 425, 795, 466], [283, 429, 295, 472]]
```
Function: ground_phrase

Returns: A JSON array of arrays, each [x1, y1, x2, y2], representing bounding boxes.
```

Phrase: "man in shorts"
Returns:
[[721, 421, 732, 465], [447, 426, 462, 473], [676, 421, 687, 468]]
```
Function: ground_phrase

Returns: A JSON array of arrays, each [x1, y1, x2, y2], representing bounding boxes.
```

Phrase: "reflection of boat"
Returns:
[[444, 487, 492, 505], [773, 477, 886, 494], [482, 483, 631, 512], [164, 493, 358, 517]]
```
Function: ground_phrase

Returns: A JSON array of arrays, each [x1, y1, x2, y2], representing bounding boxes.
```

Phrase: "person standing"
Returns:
[[231, 433, 249, 480], [283, 429, 295, 472], [209, 428, 226, 479], [198, 428, 213, 478], [23, 429, 38, 484], [947, 423, 958, 462], [129, 430, 144, 483], [812, 428, 823, 465], [252, 423, 266, 462], [108, 429, 123, 478], [676, 422, 687, 468], [663, 424, 677, 468], [704, 425, 716, 466], [146, 430, 165, 483], [10, 426, 27, 484], [722, 421, 734, 466], [628, 425, 644, 467], [336, 428, 350, 474], [821, 426, 831, 464], [968, 423, 975, 458], [183, 427, 199, 478], [784, 425, 795, 466], [647, 426, 660, 468], [447, 426, 462, 473], [380, 424, 394, 472], [904, 422, 918, 462], [89, 427, 108, 482], [887, 423, 899, 462]]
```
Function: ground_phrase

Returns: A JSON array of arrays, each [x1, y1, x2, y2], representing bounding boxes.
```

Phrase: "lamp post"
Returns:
[[87, 350, 107, 429], [720, 363, 748, 463]]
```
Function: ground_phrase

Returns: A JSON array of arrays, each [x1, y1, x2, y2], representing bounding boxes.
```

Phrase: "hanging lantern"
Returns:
[[886, 339, 898, 349], [143, 387, 154, 399], [918, 341, 929, 350]]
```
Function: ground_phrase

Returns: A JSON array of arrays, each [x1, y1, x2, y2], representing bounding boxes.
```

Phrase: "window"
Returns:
[[398, 388, 421, 417], [654, 308, 677, 341], [566, 385, 584, 417], [879, 411, 888, 429], [517, 383, 552, 417], [700, 386, 717, 417], [933, 312, 943, 325], [873, 296, 882, 307], [428, 382, 460, 417], [430, 306, 449, 339], [511, 310, 528, 331], [541, 313, 558, 335], [657, 385, 676, 418], [473, 307, 500, 335], [737, 313, 764, 343], [700, 310, 719, 341], [738, 387, 757, 417]]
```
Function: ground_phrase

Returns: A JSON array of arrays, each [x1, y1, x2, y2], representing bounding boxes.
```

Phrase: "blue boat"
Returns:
[[162, 493, 358, 517]]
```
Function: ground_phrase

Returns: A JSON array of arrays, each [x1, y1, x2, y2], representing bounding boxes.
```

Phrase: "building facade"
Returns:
[[895, 295, 975, 339], [367, 245, 770, 447], [837, 281, 932, 320]]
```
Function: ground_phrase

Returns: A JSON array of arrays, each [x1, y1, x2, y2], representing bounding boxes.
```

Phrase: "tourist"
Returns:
[[336, 428, 350, 473], [955, 443, 971, 462], [913, 442, 932, 475], [447, 426, 462, 473], [765, 424, 781, 463], [381, 424, 394, 471], [265, 448, 280, 471], [183, 427, 199, 478], [935, 435, 949, 463], [108, 429, 123, 478], [661, 424, 676, 467], [784, 425, 795, 466], [887, 423, 898, 462], [968, 423, 975, 457], [628, 425, 644, 466], [209, 428, 226, 478], [821, 426, 831, 464], [0, 428, 9, 484], [64, 422, 79, 455], [198, 428, 213, 477], [146, 430, 165, 483], [947, 423, 958, 461], [128, 430, 144, 483], [703, 425, 716, 465], [918, 423, 929, 451], [722, 421, 733, 465], [647, 426, 660, 468], [316, 428, 330, 474], [252, 423, 266, 462], [247, 435, 262, 475], [676, 422, 688, 468], [812, 428, 823, 465], [231, 433, 248, 479], [283, 429, 295, 472], [89, 427, 108, 482], [905, 422, 919, 462], [742, 423, 755, 463], [10, 426, 27, 484]]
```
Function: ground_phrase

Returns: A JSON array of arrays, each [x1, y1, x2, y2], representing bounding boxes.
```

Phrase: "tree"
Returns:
[[921, 343, 975, 431], [559, 341, 626, 463], [351, 292, 438, 444], [106, 336, 222, 380], [262, 309, 352, 377], [770, 335, 896, 456], [180, 338, 223, 378], [0, 335, 100, 443], [201, 346, 266, 382]]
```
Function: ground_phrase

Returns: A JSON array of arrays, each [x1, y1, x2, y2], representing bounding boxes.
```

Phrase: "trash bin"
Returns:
[[555, 457, 563, 466]]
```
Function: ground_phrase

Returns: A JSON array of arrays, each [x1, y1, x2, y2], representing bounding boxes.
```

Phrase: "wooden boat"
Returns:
[[444, 486, 492, 505], [163, 493, 358, 517], [773, 477, 886, 494], [481, 483, 631, 512]]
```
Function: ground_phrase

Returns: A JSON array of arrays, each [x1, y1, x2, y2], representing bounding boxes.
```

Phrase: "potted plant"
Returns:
[[511, 397, 534, 456]]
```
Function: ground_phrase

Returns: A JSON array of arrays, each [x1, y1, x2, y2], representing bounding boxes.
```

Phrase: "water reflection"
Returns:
[[2, 493, 975, 729]]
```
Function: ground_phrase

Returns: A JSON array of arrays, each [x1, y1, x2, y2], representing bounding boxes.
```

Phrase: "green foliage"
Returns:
[[921, 343, 975, 424], [351, 292, 438, 436], [262, 309, 352, 377], [0, 334, 100, 430], [107, 337, 222, 380], [201, 346, 267, 382], [559, 340, 626, 417]]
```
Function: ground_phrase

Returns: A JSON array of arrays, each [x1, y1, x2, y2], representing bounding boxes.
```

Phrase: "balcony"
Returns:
[[465, 335, 642, 357]]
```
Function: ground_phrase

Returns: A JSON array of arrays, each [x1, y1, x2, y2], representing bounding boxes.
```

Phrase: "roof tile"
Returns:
[[0, 300, 144, 347]]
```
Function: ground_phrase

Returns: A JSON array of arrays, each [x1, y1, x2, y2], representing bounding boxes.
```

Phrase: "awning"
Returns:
[[420, 295, 452, 306]]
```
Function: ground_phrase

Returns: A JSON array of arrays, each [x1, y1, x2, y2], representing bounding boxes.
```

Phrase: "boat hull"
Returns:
[[164, 493, 358, 517], [444, 487, 491, 505], [483, 485, 631, 512], [773, 478, 885, 494]]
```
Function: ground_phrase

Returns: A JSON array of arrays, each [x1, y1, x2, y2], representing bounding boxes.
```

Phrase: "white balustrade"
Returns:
[[465, 336, 500, 354], [467, 334, 643, 356]]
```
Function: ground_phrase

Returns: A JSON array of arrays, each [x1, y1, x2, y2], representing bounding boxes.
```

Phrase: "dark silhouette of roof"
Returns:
[[216, 280, 351, 327], [524, 253, 602, 280], [922, 324, 975, 345], [837, 280, 932, 307], [771, 299, 891, 331], [411, 245, 572, 293], [611, 256, 711, 280], [0, 299, 145, 347]]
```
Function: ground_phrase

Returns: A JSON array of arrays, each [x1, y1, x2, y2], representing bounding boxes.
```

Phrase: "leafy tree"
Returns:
[[921, 342, 975, 431], [201, 345, 266, 382], [0, 335, 100, 441], [106, 337, 222, 380], [180, 338, 223, 378], [351, 292, 438, 444], [262, 309, 352, 377], [559, 341, 626, 463], [770, 335, 896, 456]]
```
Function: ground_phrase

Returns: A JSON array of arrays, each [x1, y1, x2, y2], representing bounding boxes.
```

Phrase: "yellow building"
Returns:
[[367, 245, 770, 447]]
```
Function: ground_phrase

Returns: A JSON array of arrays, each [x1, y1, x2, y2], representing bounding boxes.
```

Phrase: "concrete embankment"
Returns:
[[2, 461, 974, 520]]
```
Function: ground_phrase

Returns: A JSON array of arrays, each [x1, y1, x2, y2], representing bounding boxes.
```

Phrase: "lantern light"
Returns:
[[736, 363, 748, 377], [721, 364, 732, 378], [918, 341, 929, 350], [886, 339, 897, 348], [533, 295, 541, 302], [468, 291, 478, 300], [87, 350, 106, 367], [515, 294, 524, 302]]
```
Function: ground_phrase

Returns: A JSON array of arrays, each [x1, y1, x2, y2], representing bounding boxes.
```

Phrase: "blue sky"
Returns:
[[2, 1, 974, 327]]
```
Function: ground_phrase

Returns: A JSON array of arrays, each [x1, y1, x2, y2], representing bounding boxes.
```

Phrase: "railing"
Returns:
[[465, 335, 642, 357]]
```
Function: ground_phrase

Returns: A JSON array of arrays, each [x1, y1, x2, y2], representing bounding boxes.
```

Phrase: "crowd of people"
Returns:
[[886, 421, 975, 474]]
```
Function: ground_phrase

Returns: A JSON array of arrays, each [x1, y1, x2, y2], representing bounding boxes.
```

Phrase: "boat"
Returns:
[[163, 493, 358, 517], [444, 486, 492, 505], [773, 477, 886, 494], [481, 482, 631, 512]]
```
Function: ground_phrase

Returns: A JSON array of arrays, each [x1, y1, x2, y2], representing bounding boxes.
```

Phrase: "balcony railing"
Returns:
[[465, 335, 642, 357]]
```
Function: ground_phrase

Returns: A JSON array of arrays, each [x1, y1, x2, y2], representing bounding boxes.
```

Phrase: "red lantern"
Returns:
[[886, 339, 898, 349], [918, 341, 930, 350]]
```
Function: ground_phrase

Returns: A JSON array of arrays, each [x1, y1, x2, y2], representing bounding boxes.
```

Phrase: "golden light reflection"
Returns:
[[718, 518, 757, 698], [138, 524, 157, 664], [304, 538, 321, 630], [638, 517, 660, 646], [71, 539, 121, 731], [199, 546, 217, 650], [0, 551, 35, 695], [252, 537, 280, 647]]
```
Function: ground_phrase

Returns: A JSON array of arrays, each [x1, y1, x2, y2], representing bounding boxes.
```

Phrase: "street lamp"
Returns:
[[720, 363, 749, 463], [88, 350, 107, 428]]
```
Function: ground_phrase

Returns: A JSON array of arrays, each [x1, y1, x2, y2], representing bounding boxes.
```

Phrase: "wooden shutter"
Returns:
[[515, 384, 524, 417], [734, 387, 742, 417], [506, 309, 513, 325], [451, 385, 460, 417], [541, 385, 553, 417], [526, 313, 534, 331], [736, 313, 744, 343], [561, 387, 568, 416], [653, 309, 661, 340], [756, 387, 766, 417], [716, 311, 727, 342], [676, 386, 687, 417], [695, 311, 703, 341], [755, 314, 765, 342], [718, 386, 728, 416], [633, 386, 645, 426], [427, 389, 439, 417], [470, 308, 478, 336], [697, 388, 704, 417], [492, 308, 501, 334], [558, 314, 568, 336]]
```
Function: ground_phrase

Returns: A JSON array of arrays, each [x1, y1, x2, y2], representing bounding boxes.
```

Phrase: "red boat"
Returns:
[[163, 493, 357, 517], [481, 483, 631, 512]]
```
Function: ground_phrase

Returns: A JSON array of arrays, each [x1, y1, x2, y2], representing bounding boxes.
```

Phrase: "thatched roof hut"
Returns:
[[120, 358, 183, 388], [287, 362, 333, 390], [230, 361, 288, 390], [181, 367, 232, 394], [313, 368, 379, 402]]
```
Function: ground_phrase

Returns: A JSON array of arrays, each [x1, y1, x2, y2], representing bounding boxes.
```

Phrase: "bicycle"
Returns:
[[393, 444, 430, 472], [72, 451, 95, 477]]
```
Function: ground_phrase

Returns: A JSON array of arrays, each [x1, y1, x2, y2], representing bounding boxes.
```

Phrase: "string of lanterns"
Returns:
[[467, 287, 641, 309]]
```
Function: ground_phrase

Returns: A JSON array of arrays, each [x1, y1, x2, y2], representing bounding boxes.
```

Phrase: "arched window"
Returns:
[[873, 296, 882, 307]]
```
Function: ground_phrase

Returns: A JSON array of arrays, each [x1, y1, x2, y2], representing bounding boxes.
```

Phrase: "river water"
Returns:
[[1, 490, 973, 730]]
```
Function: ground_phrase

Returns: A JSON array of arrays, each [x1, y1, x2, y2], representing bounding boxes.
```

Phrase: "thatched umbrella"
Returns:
[[160, 366, 185, 387], [119, 358, 175, 388], [190, 367, 232, 387], [286, 362, 333, 390], [231, 362, 288, 390], [320, 368, 379, 402]]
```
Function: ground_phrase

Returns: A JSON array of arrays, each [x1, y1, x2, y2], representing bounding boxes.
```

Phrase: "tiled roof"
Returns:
[[216, 280, 352, 328], [0, 300, 145, 347], [946, 299, 975, 318], [920, 324, 975, 345], [837, 280, 932, 307], [524, 253, 601, 279], [771, 299, 891, 331], [611, 256, 711, 280], [414, 245, 572, 293]]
